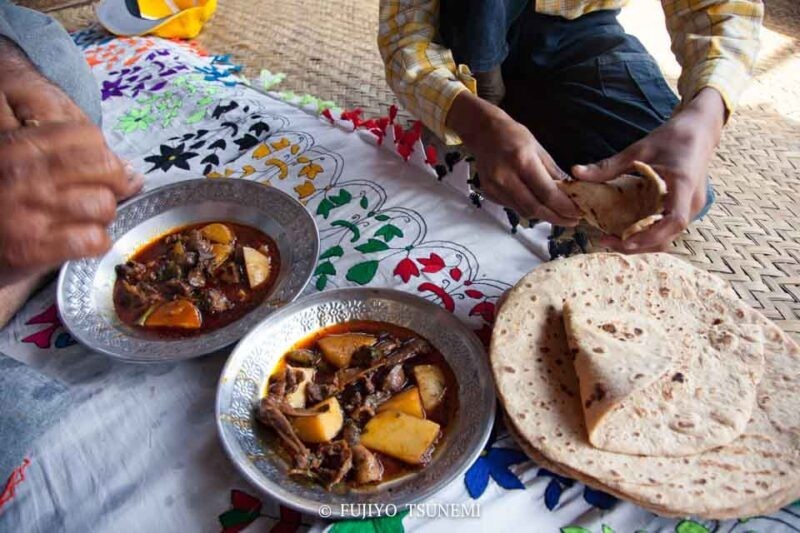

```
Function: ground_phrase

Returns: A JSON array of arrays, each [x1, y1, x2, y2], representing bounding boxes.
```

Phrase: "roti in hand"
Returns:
[[558, 161, 666, 239]]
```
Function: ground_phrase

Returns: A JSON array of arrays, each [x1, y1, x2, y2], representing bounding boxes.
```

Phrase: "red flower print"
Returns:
[[389, 104, 398, 123], [393, 257, 420, 283], [270, 505, 302, 533], [465, 289, 484, 299], [425, 145, 438, 166], [418, 282, 455, 312], [417, 253, 445, 273], [321, 108, 334, 123], [469, 301, 496, 323], [219, 489, 262, 533], [449, 267, 462, 281]]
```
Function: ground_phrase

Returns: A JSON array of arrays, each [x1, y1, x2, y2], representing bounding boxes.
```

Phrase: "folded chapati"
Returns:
[[491, 253, 800, 518], [564, 300, 764, 456], [558, 161, 666, 240]]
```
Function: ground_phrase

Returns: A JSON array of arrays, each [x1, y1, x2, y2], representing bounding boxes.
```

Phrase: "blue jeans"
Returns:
[[438, 2, 715, 219]]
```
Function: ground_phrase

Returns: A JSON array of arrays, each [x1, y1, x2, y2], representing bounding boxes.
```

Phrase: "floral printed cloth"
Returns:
[[1, 30, 799, 533]]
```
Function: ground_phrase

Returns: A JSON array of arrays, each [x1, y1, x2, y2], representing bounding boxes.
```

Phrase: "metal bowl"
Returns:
[[57, 179, 319, 362], [216, 288, 495, 517]]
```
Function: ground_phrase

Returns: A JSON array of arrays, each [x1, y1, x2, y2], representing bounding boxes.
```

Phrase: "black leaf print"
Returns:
[[208, 139, 227, 151], [201, 153, 220, 166], [445, 151, 463, 172], [211, 101, 238, 119], [249, 122, 270, 137], [195, 129, 209, 139], [220, 121, 239, 137], [243, 105, 250, 113], [189, 140, 206, 150], [203, 163, 213, 175], [233, 134, 259, 150], [182, 133, 194, 141]]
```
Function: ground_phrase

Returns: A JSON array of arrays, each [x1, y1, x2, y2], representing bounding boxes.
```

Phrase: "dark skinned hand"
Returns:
[[572, 88, 726, 253]]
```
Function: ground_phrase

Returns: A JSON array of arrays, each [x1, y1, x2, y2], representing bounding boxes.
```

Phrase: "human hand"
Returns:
[[447, 92, 580, 226], [0, 122, 142, 284], [0, 39, 143, 285], [572, 88, 726, 253]]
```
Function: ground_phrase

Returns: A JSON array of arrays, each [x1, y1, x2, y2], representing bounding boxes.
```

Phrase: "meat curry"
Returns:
[[256, 321, 457, 490], [113, 222, 279, 335]]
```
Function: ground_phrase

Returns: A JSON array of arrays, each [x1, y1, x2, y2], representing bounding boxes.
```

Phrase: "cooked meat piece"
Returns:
[[217, 261, 242, 285], [202, 288, 233, 314], [118, 280, 162, 312], [351, 403, 375, 425], [306, 382, 337, 405], [351, 444, 383, 484], [277, 402, 330, 417], [334, 338, 431, 392], [178, 250, 198, 269], [341, 388, 363, 415], [379, 365, 406, 393], [342, 419, 361, 445], [187, 267, 206, 288], [186, 229, 211, 253], [351, 335, 400, 367], [256, 396, 315, 470], [115, 261, 148, 283], [269, 379, 286, 399], [285, 367, 306, 396], [285, 349, 319, 367], [156, 260, 183, 282], [164, 279, 193, 297], [350, 392, 390, 425], [316, 440, 353, 488]]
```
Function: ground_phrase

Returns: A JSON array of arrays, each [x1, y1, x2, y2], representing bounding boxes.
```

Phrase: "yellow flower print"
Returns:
[[265, 158, 289, 179], [270, 137, 290, 151], [299, 163, 324, 180], [252, 144, 270, 159], [241, 165, 256, 177], [294, 180, 316, 200]]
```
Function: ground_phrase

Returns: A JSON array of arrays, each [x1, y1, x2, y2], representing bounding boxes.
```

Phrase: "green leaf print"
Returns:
[[330, 511, 408, 533], [561, 527, 591, 533], [115, 106, 155, 133], [355, 239, 390, 254], [320, 245, 345, 260], [360, 196, 369, 209], [330, 189, 353, 207], [346, 261, 380, 285], [317, 198, 336, 219], [374, 214, 391, 222], [374, 224, 404, 243], [185, 109, 206, 124], [602, 526, 616, 533], [332, 220, 361, 243], [316, 274, 328, 291], [315, 261, 336, 276], [675, 520, 710, 533]]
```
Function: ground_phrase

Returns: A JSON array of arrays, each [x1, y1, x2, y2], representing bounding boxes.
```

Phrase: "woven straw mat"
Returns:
[[32, 0, 800, 338]]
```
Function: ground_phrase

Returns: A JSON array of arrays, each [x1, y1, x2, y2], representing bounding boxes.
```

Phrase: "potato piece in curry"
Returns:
[[256, 321, 457, 490]]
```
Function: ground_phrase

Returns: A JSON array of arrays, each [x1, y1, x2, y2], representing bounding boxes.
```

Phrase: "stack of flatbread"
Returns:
[[491, 253, 800, 518]]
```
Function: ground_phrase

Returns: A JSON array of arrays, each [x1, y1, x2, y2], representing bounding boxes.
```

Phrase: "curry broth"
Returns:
[[113, 221, 280, 336], [265, 320, 459, 488]]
